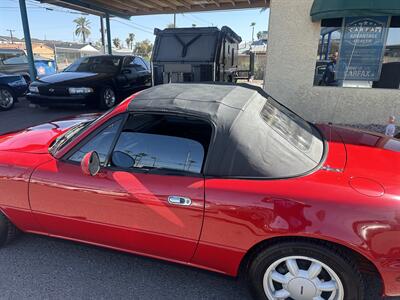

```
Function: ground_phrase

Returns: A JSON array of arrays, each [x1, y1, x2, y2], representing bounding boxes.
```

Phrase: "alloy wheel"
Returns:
[[0, 88, 14, 109], [263, 256, 344, 300], [104, 88, 116, 108]]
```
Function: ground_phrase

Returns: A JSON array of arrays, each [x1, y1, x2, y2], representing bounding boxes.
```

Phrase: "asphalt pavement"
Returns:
[[0, 235, 251, 300], [0, 98, 396, 300], [0, 98, 98, 135]]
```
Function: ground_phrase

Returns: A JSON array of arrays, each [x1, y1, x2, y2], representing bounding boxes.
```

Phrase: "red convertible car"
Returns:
[[0, 84, 399, 300]]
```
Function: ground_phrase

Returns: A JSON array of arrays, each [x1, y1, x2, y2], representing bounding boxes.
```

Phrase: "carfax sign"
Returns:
[[337, 16, 390, 81]]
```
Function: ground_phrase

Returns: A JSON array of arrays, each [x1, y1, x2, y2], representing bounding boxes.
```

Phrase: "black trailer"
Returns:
[[151, 26, 244, 86]]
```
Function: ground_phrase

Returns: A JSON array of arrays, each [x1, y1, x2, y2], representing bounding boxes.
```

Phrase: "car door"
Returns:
[[119, 56, 138, 91], [132, 57, 151, 87], [29, 113, 210, 262]]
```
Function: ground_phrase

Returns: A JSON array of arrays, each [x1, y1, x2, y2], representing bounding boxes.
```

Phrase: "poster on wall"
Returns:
[[336, 16, 390, 81]]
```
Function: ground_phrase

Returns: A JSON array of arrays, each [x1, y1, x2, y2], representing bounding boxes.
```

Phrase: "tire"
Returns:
[[247, 241, 364, 300], [0, 212, 20, 247], [99, 86, 117, 110], [0, 86, 16, 111]]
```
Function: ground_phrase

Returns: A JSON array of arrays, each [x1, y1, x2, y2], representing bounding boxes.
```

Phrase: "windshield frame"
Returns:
[[49, 121, 93, 156], [50, 106, 118, 156]]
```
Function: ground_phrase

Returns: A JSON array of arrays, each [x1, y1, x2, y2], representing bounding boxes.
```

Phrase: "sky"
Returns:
[[0, 0, 270, 46]]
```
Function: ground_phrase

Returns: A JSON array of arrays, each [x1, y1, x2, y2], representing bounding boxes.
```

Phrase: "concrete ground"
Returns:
[[0, 98, 396, 300]]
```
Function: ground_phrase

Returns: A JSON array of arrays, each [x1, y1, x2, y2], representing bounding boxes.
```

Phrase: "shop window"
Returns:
[[314, 16, 400, 89]]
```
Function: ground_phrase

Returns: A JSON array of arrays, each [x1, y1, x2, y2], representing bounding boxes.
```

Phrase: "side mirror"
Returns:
[[81, 151, 101, 176], [111, 151, 135, 169], [122, 69, 132, 75]]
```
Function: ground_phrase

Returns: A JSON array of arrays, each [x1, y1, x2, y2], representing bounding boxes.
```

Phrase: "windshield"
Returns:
[[49, 107, 117, 155], [64, 56, 121, 73]]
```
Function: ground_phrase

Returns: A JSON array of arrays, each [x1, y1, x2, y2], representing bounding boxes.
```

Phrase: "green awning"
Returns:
[[311, 0, 400, 22]]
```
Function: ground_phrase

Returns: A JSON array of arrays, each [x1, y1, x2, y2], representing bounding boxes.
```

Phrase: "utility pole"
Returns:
[[18, 0, 37, 80], [100, 16, 105, 54], [6, 29, 15, 44], [250, 22, 256, 42], [105, 13, 112, 55]]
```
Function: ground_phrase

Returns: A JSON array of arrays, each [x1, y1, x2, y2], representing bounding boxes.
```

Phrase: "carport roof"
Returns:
[[37, 0, 269, 18]]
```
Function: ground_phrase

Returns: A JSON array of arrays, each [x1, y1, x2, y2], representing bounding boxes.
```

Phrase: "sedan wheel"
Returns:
[[0, 87, 15, 111], [100, 87, 116, 109], [263, 256, 344, 300]]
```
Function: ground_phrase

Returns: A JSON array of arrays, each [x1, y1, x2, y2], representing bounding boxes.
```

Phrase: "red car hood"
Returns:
[[0, 114, 99, 154]]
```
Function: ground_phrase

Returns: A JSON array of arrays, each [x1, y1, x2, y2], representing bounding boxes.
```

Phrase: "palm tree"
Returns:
[[126, 33, 135, 50], [74, 17, 91, 43], [113, 37, 121, 49], [135, 152, 148, 167], [250, 22, 256, 42]]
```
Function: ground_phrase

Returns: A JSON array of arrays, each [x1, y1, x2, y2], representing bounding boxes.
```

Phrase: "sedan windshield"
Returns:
[[64, 56, 121, 74]]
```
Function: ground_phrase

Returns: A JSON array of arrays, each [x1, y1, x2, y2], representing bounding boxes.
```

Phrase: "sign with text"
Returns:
[[337, 16, 390, 81]]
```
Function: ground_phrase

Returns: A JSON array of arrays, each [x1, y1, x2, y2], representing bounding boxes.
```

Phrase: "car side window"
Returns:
[[68, 119, 122, 165], [110, 114, 212, 174], [132, 57, 147, 71], [141, 58, 150, 70], [122, 57, 134, 68]]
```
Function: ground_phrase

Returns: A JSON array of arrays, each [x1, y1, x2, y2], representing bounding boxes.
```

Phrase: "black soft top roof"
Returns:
[[128, 83, 324, 178], [128, 83, 255, 124]]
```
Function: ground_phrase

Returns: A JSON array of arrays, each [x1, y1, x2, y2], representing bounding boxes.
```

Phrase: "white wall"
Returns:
[[264, 0, 400, 125]]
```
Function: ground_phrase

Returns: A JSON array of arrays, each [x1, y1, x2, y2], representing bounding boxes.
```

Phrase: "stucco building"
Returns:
[[264, 0, 400, 126]]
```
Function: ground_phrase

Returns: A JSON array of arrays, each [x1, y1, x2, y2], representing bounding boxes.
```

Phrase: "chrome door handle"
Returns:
[[168, 196, 192, 206]]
